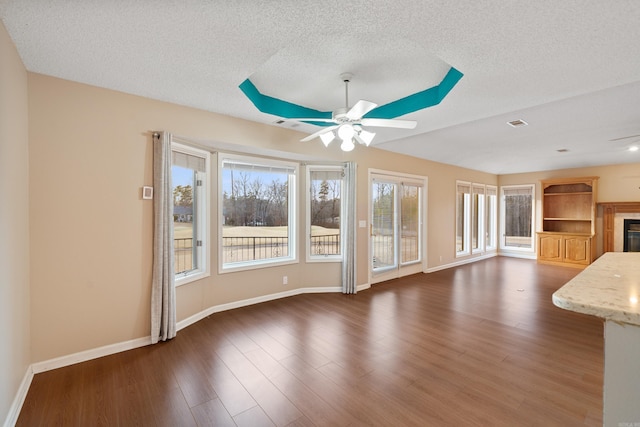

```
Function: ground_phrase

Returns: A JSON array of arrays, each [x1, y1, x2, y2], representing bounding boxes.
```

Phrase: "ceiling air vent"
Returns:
[[507, 119, 528, 128], [557, 148, 569, 153]]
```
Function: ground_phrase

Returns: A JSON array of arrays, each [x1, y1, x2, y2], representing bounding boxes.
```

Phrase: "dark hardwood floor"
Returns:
[[17, 257, 604, 426]]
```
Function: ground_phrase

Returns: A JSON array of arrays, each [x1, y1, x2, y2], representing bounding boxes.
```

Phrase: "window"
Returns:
[[400, 183, 421, 264], [220, 154, 297, 271], [500, 184, 535, 251], [471, 184, 485, 253], [371, 174, 424, 274], [485, 185, 498, 251], [172, 142, 210, 285], [456, 182, 471, 256], [457, 181, 493, 256], [307, 166, 343, 261]]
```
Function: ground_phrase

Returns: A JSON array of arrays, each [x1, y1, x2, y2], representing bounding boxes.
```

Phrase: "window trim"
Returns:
[[499, 184, 536, 253], [306, 165, 343, 263], [471, 183, 486, 254], [399, 180, 423, 266], [171, 141, 211, 287], [218, 153, 298, 273], [370, 171, 426, 274], [456, 181, 471, 257], [485, 185, 498, 251]]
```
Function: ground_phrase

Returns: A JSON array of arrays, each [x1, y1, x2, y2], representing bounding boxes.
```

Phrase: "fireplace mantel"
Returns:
[[599, 202, 640, 252]]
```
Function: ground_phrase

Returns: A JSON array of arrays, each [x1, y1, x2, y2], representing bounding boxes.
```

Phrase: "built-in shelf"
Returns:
[[543, 217, 591, 221], [543, 192, 593, 196], [538, 176, 598, 268]]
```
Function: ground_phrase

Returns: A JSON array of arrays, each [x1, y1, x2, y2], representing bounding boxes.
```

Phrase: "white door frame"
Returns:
[[368, 169, 428, 285]]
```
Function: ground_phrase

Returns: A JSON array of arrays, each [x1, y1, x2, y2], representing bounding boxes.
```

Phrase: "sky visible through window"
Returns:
[[173, 166, 283, 195], [172, 166, 193, 187]]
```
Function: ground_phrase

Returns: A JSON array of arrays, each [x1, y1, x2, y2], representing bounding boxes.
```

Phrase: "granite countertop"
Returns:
[[552, 252, 640, 326]]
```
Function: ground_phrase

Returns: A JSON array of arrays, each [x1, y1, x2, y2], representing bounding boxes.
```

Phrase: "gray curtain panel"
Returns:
[[341, 161, 357, 294], [151, 131, 176, 343]]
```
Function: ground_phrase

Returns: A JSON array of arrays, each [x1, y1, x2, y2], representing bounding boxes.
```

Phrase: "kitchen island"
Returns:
[[553, 252, 640, 427]]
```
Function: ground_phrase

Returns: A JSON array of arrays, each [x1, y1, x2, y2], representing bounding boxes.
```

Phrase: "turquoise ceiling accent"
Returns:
[[239, 66, 463, 126], [363, 67, 463, 119], [239, 79, 332, 120]]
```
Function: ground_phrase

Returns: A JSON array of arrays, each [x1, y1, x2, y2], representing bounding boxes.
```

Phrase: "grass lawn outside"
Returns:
[[173, 223, 340, 270]]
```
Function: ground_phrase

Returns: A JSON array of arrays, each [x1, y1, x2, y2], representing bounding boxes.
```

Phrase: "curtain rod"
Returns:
[[153, 131, 343, 166]]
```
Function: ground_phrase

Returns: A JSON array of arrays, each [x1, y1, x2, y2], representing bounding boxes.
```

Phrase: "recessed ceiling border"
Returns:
[[239, 66, 463, 126]]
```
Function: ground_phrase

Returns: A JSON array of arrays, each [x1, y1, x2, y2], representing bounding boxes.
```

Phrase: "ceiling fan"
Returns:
[[292, 73, 417, 151]]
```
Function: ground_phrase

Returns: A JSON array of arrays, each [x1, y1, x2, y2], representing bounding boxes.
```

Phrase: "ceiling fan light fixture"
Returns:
[[340, 139, 355, 152], [320, 131, 335, 147], [294, 73, 417, 149], [358, 129, 376, 146], [337, 124, 355, 141]]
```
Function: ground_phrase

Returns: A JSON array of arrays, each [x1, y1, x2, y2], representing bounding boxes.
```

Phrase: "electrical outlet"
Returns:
[[439, 255, 443, 262], [283, 276, 288, 285]]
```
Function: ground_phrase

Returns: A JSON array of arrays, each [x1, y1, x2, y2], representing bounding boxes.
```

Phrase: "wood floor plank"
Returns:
[[201, 354, 258, 417], [16, 257, 604, 426], [269, 367, 361, 426], [191, 398, 236, 427], [233, 405, 275, 427]]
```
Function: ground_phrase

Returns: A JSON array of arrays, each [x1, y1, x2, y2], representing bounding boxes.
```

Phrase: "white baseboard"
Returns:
[[356, 282, 371, 292], [9, 258, 511, 425], [426, 252, 498, 273], [497, 251, 537, 260], [31, 285, 350, 376], [31, 336, 153, 374], [177, 285, 346, 331], [20, 254, 508, 377], [3, 367, 33, 427]]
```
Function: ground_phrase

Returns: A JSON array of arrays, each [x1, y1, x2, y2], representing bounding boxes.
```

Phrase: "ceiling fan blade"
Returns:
[[360, 118, 417, 129], [346, 100, 377, 120], [300, 125, 339, 142], [288, 118, 336, 123]]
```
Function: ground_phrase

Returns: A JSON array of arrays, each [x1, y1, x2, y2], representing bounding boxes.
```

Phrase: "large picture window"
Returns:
[[171, 142, 210, 285], [500, 184, 535, 251], [220, 155, 297, 271], [307, 166, 342, 261]]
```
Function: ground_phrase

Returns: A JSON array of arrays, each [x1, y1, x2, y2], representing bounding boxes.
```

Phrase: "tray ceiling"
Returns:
[[2, 0, 640, 173]]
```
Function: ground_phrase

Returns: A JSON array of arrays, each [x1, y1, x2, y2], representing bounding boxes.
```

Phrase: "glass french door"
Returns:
[[370, 173, 424, 284]]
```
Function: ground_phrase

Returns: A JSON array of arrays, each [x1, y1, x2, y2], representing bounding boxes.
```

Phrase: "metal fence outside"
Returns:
[[174, 234, 341, 272]]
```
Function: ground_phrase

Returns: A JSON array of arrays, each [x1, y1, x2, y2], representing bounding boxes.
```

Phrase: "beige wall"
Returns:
[[0, 21, 30, 424], [27, 72, 496, 362], [499, 163, 640, 257], [26, 67, 640, 368]]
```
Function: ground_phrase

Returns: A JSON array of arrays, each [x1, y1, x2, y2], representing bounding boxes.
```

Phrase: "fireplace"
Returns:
[[599, 202, 640, 253], [624, 219, 640, 252]]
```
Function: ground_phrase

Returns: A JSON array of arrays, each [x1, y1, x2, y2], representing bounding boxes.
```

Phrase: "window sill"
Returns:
[[175, 270, 210, 287], [306, 256, 342, 263], [220, 257, 298, 274], [499, 246, 535, 253]]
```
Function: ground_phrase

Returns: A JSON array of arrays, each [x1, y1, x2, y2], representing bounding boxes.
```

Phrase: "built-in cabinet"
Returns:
[[537, 176, 598, 268]]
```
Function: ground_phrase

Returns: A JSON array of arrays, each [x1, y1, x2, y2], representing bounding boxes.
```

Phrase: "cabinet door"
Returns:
[[539, 235, 562, 261], [563, 236, 591, 265]]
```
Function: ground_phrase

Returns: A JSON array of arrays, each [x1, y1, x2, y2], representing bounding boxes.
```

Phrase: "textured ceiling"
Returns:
[[2, 0, 640, 174]]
